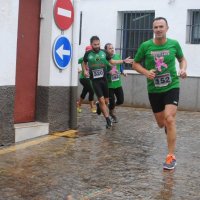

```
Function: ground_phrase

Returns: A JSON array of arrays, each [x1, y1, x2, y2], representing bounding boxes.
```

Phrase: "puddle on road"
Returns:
[[77, 126, 104, 137], [53, 126, 105, 139]]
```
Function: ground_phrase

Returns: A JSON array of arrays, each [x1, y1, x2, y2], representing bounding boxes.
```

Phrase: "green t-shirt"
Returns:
[[134, 38, 184, 93], [83, 49, 111, 80], [78, 57, 87, 79], [107, 54, 122, 89]]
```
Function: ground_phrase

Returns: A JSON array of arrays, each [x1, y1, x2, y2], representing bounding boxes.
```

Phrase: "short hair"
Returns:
[[153, 17, 168, 26], [104, 43, 112, 50], [90, 36, 100, 44]]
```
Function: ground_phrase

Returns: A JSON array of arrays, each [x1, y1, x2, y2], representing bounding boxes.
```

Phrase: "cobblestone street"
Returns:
[[0, 105, 200, 199]]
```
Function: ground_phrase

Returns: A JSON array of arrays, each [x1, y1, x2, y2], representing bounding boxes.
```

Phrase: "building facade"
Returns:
[[0, 0, 80, 145], [77, 0, 200, 111], [1, 0, 200, 145]]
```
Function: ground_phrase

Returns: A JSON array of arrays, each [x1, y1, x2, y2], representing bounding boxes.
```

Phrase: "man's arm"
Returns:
[[109, 56, 133, 65], [132, 61, 156, 80], [82, 61, 89, 77], [178, 56, 187, 79], [82, 52, 90, 77]]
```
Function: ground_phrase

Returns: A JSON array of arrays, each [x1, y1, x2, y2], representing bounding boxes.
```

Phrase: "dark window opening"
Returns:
[[116, 11, 155, 69]]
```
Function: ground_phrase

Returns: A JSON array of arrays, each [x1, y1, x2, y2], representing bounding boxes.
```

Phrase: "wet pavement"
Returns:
[[0, 105, 200, 200]]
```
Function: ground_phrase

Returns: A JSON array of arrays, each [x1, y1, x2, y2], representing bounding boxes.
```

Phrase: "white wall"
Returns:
[[0, 0, 19, 86], [78, 0, 200, 77], [1, 0, 199, 88], [0, 0, 78, 88]]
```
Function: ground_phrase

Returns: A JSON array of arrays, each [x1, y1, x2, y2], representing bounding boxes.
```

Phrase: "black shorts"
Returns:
[[148, 88, 180, 113], [91, 78, 109, 99]]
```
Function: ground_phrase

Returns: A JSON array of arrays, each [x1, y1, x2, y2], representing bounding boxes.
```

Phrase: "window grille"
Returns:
[[116, 11, 155, 69], [187, 9, 200, 44]]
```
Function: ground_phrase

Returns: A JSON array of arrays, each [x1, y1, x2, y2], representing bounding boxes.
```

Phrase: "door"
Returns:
[[14, 0, 41, 123]]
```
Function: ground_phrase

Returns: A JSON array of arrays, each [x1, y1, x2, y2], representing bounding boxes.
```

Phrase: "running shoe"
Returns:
[[110, 115, 118, 123], [109, 109, 118, 123], [91, 107, 96, 113], [77, 107, 82, 113], [96, 101, 101, 115], [163, 154, 177, 170], [106, 117, 112, 129]]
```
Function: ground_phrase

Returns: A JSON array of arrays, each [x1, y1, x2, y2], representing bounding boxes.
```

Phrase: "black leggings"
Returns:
[[79, 78, 94, 101], [109, 87, 124, 110]]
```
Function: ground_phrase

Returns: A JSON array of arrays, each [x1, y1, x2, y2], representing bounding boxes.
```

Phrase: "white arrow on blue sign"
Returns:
[[53, 35, 72, 70]]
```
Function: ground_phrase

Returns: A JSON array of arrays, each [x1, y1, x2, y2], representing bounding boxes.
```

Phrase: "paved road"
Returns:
[[0, 105, 200, 199]]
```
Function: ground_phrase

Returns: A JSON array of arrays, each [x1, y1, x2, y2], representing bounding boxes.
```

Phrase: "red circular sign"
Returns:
[[54, 0, 74, 30]]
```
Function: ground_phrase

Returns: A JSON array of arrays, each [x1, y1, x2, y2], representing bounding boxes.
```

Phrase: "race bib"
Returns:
[[92, 68, 104, 79], [154, 73, 171, 87], [111, 73, 120, 82]]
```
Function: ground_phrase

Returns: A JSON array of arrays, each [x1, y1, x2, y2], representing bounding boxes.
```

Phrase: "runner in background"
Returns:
[[77, 45, 96, 113], [104, 43, 127, 123], [83, 36, 133, 128]]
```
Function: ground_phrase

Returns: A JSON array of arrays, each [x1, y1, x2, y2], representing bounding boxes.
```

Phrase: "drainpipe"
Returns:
[[69, 0, 80, 129]]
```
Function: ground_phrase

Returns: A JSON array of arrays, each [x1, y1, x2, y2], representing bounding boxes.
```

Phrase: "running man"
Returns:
[[83, 36, 133, 128], [132, 17, 187, 170], [77, 45, 96, 113], [104, 43, 127, 123]]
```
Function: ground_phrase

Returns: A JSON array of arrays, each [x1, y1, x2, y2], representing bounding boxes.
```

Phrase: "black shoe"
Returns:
[[111, 115, 118, 123], [96, 101, 101, 115], [109, 109, 118, 123], [106, 117, 112, 129]]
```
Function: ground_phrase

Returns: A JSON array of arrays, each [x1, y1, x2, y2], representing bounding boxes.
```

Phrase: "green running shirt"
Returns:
[[83, 49, 111, 80], [107, 54, 122, 89], [78, 57, 87, 79], [134, 38, 184, 93]]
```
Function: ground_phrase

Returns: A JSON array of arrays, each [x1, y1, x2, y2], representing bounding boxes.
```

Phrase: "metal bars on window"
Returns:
[[187, 9, 200, 44], [116, 11, 155, 69]]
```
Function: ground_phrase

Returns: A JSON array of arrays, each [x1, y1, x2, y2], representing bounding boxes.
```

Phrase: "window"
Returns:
[[116, 11, 155, 69], [187, 10, 200, 44]]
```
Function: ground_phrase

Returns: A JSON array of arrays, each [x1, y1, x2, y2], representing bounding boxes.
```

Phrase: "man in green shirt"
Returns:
[[105, 43, 127, 123], [83, 36, 133, 128], [132, 17, 187, 170]]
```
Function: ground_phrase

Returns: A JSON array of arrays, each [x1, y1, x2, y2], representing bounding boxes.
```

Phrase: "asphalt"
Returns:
[[0, 105, 200, 200]]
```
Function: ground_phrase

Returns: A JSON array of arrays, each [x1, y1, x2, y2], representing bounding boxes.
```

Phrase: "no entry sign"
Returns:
[[54, 0, 74, 30]]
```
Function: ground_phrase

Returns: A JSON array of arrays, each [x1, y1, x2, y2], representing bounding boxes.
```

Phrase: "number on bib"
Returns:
[[154, 73, 171, 87], [111, 73, 120, 82], [92, 68, 104, 79]]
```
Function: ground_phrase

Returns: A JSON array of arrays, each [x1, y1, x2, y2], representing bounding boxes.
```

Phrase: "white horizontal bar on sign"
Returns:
[[58, 7, 72, 18]]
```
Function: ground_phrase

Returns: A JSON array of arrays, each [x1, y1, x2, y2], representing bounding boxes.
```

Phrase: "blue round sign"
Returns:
[[53, 35, 72, 70]]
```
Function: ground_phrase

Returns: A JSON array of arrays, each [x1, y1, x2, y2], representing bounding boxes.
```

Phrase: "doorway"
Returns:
[[14, 0, 41, 123]]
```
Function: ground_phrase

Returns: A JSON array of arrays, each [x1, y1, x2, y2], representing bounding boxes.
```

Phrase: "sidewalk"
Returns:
[[0, 105, 200, 199]]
